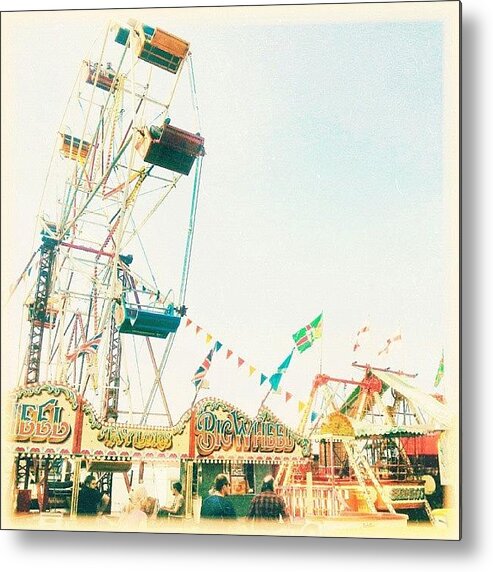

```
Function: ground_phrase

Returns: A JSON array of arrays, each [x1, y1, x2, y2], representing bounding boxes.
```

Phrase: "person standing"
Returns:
[[200, 473, 236, 519], [77, 475, 109, 516], [246, 475, 289, 522]]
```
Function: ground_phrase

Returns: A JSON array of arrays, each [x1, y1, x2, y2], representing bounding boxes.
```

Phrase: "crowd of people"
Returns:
[[76, 472, 289, 526]]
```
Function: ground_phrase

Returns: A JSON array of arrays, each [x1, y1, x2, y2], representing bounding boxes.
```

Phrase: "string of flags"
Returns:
[[377, 332, 402, 356], [353, 323, 370, 352], [187, 313, 325, 420]]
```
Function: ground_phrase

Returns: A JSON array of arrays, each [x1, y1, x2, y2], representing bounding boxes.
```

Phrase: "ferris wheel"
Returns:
[[20, 18, 205, 428]]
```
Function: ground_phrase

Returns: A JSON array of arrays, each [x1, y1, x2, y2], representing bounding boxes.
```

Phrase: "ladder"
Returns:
[[358, 451, 396, 513], [423, 498, 437, 525], [343, 441, 377, 513]]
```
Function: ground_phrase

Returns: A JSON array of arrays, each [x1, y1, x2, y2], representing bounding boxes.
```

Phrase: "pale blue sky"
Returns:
[[1, 6, 457, 426]]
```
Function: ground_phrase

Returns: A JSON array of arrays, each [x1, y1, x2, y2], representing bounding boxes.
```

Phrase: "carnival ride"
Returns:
[[274, 364, 452, 526], [11, 18, 206, 515]]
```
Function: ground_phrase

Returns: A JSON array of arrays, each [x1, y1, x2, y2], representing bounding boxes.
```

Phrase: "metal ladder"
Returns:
[[359, 453, 396, 514], [423, 498, 436, 525], [343, 441, 377, 513]]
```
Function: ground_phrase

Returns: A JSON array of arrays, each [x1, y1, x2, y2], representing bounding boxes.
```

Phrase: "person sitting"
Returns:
[[77, 475, 109, 516], [200, 473, 236, 520], [158, 482, 185, 518], [119, 484, 149, 530]]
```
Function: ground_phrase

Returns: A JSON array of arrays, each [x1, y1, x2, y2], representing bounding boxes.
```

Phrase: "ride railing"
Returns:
[[277, 483, 350, 519]]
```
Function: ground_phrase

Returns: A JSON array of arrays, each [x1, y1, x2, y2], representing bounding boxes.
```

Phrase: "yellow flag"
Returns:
[[205, 333, 212, 344], [298, 401, 306, 413], [249, 366, 256, 377]]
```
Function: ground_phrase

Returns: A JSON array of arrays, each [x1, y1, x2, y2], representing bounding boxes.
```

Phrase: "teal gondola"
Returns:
[[114, 298, 181, 339]]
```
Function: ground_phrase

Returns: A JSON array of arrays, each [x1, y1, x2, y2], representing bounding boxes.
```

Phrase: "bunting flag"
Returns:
[[269, 349, 294, 391], [292, 313, 323, 353], [186, 309, 321, 411], [434, 350, 445, 387], [353, 323, 370, 352], [192, 346, 216, 387], [378, 332, 402, 356], [184, 316, 288, 391], [66, 333, 102, 362], [310, 411, 318, 423]]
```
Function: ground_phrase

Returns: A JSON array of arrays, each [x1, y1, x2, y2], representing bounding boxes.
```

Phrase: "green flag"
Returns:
[[434, 351, 444, 387], [292, 313, 323, 354]]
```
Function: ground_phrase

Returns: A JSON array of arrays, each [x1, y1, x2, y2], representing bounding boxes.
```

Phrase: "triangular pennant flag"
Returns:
[[205, 333, 212, 344], [260, 373, 268, 385], [185, 318, 192, 328], [195, 325, 202, 335], [226, 349, 233, 360], [238, 357, 245, 368], [298, 401, 306, 413], [214, 341, 223, 352], [269, 349, 294, 391], [310, 411, 318, 423], [285, 391, 293, 403], [248, 365, 256, 377]]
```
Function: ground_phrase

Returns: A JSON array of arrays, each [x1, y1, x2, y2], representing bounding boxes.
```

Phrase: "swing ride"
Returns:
[[6, 16, 454, 533]]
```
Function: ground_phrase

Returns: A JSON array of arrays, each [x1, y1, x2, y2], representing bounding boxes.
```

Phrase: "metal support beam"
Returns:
[[25, 234, 58, 385]]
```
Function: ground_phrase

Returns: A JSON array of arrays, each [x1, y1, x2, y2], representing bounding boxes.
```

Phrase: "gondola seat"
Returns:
[[114, 299, 181, 339], [135, 123, 205, 175], [115, 21, 189, 74]]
